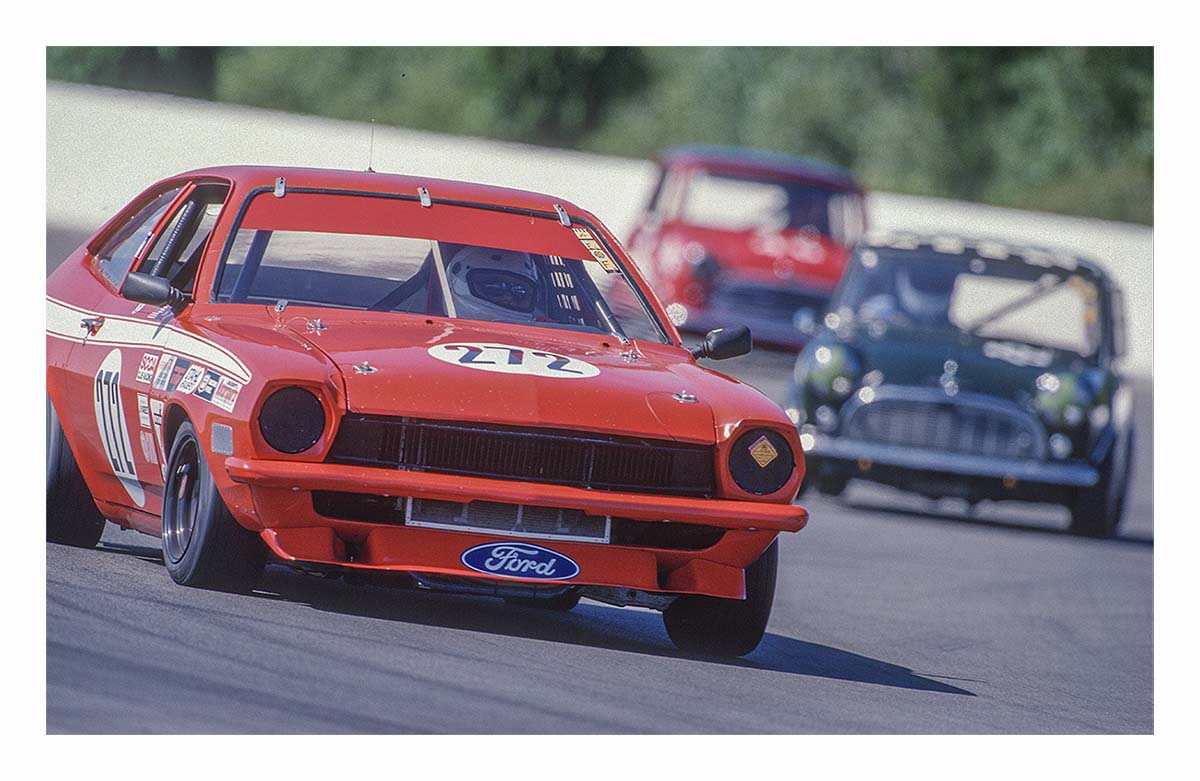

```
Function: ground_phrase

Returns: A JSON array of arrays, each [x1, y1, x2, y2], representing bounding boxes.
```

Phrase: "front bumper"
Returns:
[[807, 434, 1099, 488], [224, 457, 806, 600]]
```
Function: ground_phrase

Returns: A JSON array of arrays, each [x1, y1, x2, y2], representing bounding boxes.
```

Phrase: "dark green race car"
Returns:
[[786, 234, 1133, 537]]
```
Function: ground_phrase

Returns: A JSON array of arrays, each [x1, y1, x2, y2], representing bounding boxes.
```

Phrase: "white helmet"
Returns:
[[447, 245, 542, 322]]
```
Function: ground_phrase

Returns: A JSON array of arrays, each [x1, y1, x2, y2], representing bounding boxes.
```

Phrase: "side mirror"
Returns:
[[690, 325, 752, 361], [121, 272, 187, 309]]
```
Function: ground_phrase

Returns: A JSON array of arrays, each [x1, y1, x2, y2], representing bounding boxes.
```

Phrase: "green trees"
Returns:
[[47, 46, 1152, 224]]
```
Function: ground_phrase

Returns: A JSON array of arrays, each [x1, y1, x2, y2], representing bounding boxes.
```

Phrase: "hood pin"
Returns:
[[353, 361, 377, 375], [673, 390, 698, 403]]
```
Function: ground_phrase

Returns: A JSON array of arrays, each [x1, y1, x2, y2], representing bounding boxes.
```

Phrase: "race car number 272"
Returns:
[[427, 343, 600, 378], [92, 348, 146, 507]]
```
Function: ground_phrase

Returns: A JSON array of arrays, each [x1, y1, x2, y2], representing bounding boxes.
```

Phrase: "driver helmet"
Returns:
[[447, 245, 543, 322]]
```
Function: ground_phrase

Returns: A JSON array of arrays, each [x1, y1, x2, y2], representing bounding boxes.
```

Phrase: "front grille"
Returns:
[[312, 491, 726, 550], [842, 391, 1045, 460], [327, 416, 715, 497]]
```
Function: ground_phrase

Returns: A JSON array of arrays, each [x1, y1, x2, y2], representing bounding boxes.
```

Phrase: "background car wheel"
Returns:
[[504, 590, 582, 612], [662, 539, 778, 657], [816, 473, 849, 497], [46, 395, 106, 548], [162, 421, 265, 591], [1069, 433, 1132, 538]]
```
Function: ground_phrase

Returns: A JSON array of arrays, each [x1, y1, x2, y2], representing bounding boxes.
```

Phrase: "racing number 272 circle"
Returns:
[[428, 343, 600, 378]]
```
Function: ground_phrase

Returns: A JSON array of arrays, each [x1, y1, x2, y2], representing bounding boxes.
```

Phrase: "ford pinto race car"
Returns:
[[627, 146, 867, 350], [787, 234, 1132, 537], [46, 166, 808, 657]]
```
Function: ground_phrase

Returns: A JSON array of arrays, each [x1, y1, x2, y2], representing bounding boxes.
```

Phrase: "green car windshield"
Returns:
[[830, 249, 1103, 358]]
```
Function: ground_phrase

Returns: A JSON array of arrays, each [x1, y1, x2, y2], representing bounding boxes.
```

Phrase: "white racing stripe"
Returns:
[[46, 297, 252, 384]]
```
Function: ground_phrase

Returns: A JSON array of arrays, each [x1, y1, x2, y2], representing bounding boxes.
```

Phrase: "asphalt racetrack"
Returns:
[[45, 222, 1152, 734]]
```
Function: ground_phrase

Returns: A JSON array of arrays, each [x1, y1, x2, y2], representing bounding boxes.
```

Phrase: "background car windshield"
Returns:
[[681, 169, 863, 242], [833, 250, 1102, 356], [216, 229, 667, 343]]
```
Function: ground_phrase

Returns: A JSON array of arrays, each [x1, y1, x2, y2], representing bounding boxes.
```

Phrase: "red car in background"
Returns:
[[46, 166, 808, 657], [628, 146, 867, 350]]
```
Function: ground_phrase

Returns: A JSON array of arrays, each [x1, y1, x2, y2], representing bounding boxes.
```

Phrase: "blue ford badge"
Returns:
[[461, 541, 580, 580]]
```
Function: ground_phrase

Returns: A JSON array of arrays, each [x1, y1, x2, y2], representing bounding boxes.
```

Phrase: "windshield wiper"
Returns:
[[962, 275, 1065, 336]]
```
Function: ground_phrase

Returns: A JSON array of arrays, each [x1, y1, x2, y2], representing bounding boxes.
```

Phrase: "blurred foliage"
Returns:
[[47, 46, 1153, 224]]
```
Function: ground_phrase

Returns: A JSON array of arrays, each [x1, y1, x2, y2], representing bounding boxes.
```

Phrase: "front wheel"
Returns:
[[504, 590, 581, 612], [162, 421, 265, 591], [1069, 432, 1133, 538], [663, 539, 778, 657]]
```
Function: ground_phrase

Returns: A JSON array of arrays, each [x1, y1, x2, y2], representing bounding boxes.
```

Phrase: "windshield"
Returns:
[[212, 192, 668, 343], [831, 249, 1103, 357], [680, 169, 864, 243]]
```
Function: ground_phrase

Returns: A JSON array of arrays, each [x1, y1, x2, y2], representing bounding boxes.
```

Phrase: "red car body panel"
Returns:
[[628, 147, 867, 350], [47, 165, 807, 600]]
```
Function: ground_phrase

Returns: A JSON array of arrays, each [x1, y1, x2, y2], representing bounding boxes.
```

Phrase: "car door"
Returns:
[[53, 181, 229, 520]]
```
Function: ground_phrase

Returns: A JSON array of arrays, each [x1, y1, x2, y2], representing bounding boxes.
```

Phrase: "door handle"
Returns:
[[80, 316, 105, 337]]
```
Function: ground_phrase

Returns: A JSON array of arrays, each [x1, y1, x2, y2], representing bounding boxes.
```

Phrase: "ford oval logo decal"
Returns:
[[461, 542, 580, 581]]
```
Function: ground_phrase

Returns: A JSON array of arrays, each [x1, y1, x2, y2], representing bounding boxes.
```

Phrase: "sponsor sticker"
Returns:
[[136, 393, 151, 429], [212, 377, 242, 413], [176, 364, 205, 395], [149, 398, 166, 480], [571, 227, 619, 273], [153, 354, 178, 391], [139, 430, 158, 465], [461, 542, 580, 581], [135, 353, 159, 384], [192, 370, 222, 403], [428, 343, 599, 379], [749, 435, 779, 468]]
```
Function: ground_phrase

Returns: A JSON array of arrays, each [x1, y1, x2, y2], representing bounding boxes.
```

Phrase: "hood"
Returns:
[[842, 326, 1090, 404], [279, 311, 725, 443]]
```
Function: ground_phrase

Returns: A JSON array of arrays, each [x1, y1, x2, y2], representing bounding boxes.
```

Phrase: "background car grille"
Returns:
[[327, 415, 716, 497], [842, 394, 1045, 460], [714, 283, 830, 320]]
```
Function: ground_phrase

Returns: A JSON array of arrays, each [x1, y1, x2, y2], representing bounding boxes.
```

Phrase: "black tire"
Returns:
[[162, 421, 265, 591], [663, 539, 778, 657], [504, 590, 582, 612], [46, 394, 106, 547], [1069, 432, 1133, 538], [816, 473, 849, 497]]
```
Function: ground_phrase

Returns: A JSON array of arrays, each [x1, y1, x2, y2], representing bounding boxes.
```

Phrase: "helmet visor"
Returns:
[[465, 268, 538, 313]]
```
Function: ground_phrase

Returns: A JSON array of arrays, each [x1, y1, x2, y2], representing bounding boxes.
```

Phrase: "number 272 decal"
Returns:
[[427, 343, 600, 378]]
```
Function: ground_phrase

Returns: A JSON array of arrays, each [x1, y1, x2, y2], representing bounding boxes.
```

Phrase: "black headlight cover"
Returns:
[[728, 428, 795, 495], [258, 387, 325, 454]]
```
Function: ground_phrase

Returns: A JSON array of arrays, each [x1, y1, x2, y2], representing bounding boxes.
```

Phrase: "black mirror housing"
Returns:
[[690, 325, 752, 361], [121, 272, 187, 309]]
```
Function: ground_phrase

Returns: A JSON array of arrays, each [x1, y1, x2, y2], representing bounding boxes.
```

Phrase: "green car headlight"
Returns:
[[1033, 372, 1092, 429], [804, 344, 862, 402]]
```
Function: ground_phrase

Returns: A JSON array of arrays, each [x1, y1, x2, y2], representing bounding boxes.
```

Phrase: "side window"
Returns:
[[94, 188, 182, 288], [137, 184, 229, 294]]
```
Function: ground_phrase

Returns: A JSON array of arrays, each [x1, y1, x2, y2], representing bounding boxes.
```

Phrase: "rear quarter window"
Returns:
[[94, 187, 182, 288]]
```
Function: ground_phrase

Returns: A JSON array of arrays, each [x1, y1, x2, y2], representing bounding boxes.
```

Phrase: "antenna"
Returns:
[[367, 118, 376, 173]]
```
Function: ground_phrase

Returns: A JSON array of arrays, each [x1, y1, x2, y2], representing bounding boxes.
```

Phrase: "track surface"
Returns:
[[48, 226, 1152, 733]]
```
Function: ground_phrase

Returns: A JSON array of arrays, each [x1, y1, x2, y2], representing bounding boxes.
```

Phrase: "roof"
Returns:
[[658, 145, 861, 192], [859, 231, 1107, 279], [173, 165, 591, 218]]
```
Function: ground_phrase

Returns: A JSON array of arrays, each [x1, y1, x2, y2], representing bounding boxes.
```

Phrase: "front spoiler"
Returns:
[[224, 457, 807, 532], [808, 436, 1099, 487]]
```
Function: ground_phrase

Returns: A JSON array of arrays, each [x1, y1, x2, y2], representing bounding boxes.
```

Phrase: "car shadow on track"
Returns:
[[247, 564, 974, 697], [836, 497, 1154, 547]]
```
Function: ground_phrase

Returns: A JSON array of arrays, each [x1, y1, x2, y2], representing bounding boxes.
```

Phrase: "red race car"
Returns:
[[628, 146, 867, 350], [46, 166, 808, 657]]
